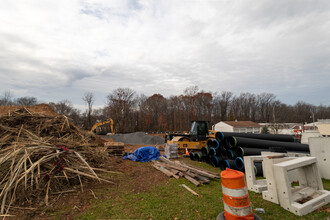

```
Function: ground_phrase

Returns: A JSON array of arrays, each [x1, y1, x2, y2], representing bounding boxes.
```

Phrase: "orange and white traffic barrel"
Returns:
[[217, 168, 261, 220]]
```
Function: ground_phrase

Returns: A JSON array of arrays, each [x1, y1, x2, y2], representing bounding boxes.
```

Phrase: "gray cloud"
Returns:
[[0, 0, 329, 107]]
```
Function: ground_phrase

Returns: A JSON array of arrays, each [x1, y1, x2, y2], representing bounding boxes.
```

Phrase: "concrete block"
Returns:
[[273, 157, 330, 216], [301, 131, 322, 144], [165, 143, 178, 159], [244, 153, 284, 193], [286, 152, 310, 157], [260, 150, 309, 158], [262, 157, 295, 204], [309, 137, 330, 179]]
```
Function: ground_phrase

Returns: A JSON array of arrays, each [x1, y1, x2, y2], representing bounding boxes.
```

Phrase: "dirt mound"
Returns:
[[105, 132, 165, 145], [0, 103, 58, 117], [0, 107, 112, 215]]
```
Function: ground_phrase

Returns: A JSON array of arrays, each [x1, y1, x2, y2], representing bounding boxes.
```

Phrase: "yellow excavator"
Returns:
[[90, 118, 115, 135], [165, 120, 215, 153]]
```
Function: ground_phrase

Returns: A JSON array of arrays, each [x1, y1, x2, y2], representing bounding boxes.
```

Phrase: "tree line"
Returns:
[[1, 87, 330, 133]]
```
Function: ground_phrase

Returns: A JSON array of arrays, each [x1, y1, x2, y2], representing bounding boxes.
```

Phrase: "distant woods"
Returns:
[[1, 87, 330, 133]]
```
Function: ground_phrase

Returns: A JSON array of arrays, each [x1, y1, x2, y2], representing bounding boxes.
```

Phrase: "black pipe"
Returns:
[[210, 156, 222, 167], [189, 152, 195, 160], [234, 146, 309, 157], [224, 137, 236, 149], [208, 139, 220, 150], [234, 147, 244, 157], [215, 131, 225, 142], [225, 150, 235, 160], [227, 136, 309, 152], [216, 131, 295, 142], [254, 162, 263, 176], [209, 147, 217, 156], [235, 157, 245, 171], [216, 147, 224, 157], [207, 139, 213, 148], [220, 159, 236, 171], [220, 150, 227, 159], [212, 139, 220, 149], [194, 152, 202, 161], [204, 155, 211, 164], [219, 141, 227, 151], [201, 147, 210, 156], [234, 147, 270, 157]]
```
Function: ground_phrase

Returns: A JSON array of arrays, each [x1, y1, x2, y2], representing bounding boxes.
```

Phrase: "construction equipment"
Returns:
[[165, 121, 215, 153], [90, 119, 115, 135]]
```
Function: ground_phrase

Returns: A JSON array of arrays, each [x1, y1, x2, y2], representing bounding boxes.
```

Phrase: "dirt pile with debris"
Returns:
[[0, 104, 58, 117], [105, 132, 165, 145], [0, 108, 113, 216]]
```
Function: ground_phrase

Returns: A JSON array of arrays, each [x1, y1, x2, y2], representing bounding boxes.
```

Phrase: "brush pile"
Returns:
[[0, 108, 112, 215]]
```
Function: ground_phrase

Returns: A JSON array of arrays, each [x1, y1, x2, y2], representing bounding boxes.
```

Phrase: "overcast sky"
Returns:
[[1, 0, 330, 109]]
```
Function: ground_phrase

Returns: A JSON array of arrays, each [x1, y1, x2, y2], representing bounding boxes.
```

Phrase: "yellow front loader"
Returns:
[[165, 121, 215, 153]]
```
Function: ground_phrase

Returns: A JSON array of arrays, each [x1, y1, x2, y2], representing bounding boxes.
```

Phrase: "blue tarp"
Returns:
[[123, 146, 161, 162]]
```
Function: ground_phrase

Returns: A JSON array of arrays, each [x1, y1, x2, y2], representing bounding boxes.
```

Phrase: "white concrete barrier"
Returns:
[[262, 157, 295, 204], [273, 157, 330, 216], [309, 137, 330, 180], [244, 153, 284, 193]]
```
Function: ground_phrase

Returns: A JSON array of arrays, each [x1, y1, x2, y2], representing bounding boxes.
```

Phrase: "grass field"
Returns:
[[74, 158, 330, 220]]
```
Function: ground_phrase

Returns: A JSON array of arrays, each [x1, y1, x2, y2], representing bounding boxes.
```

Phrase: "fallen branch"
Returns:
[[64, 167, 114, 184]]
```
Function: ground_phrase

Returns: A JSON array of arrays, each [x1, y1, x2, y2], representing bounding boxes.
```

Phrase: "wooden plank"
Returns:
[[169, 170, 180, 179], [184, 166, 219, 179], [178, 161, 219, 176], [167, 168, 179, 176], [152, 165, 172, 177], [178, 172, 184, 177], [158, 156, 219, 179], [158, 156, 174, 164], [163, 163, 189, 172], [184, 174, 201, 186], [181, 184, 200, 197], [104, 142, 124, 147], [185, 171, 198, 178], [154, 164, 180, 179], [195, 174, 211, 184]]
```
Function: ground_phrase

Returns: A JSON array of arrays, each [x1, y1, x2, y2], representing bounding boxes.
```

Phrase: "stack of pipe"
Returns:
[[217, 131, 309, 173], [189, 131, 309, 176]]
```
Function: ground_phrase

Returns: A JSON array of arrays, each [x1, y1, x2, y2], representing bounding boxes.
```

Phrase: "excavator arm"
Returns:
[[90, 119, 114, 134]]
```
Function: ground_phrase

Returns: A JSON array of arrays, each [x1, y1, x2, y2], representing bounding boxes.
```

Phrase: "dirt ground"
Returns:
[[10, 144, 167, 220]]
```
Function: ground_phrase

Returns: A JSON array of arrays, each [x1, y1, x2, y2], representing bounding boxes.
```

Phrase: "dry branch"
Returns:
[[0, 108, 115, 214]]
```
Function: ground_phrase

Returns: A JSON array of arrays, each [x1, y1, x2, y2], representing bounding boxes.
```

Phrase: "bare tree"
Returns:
[[136, 94, 148, 131], [219, 91, 233, 120], [107, 88, 136, 133], [0, 91, 13, 106], [194, 92, 213, 121], [48, 100, 82, 127], [15, 96, 38, 106], [183, 85, 199, 96], [82, 92, 95, 130], [257, 93, 277, 122], [182, 86, 199, 129], [49, 100, 74, 115], [168, 95, 185, 131]]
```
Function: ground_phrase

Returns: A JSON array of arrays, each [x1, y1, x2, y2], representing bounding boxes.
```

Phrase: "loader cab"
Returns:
[[189, 121, 209, 141]]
